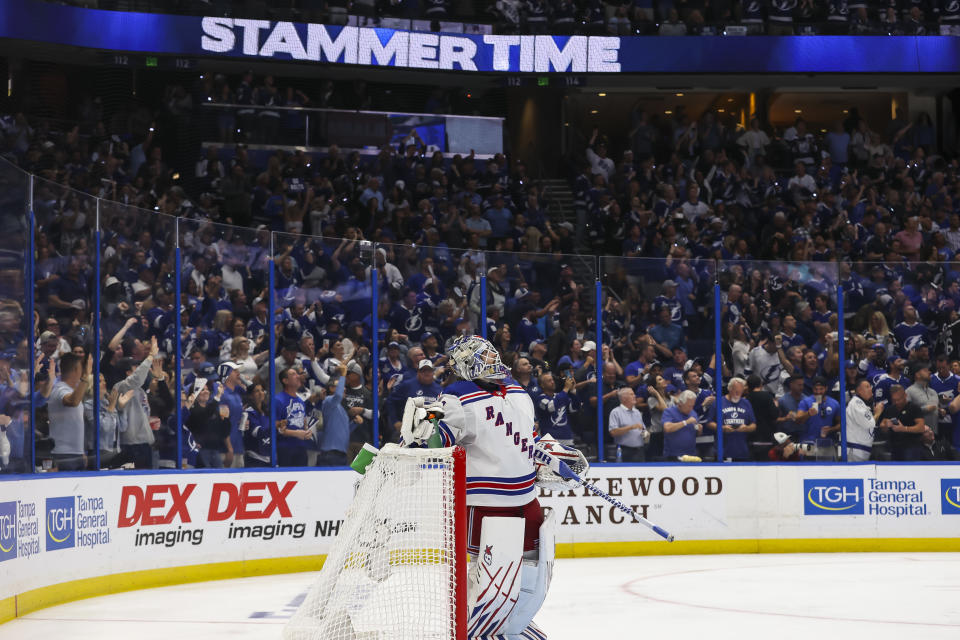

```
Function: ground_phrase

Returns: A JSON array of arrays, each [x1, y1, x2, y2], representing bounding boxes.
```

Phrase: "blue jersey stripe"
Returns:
[[467, 487, 536, 496], [466, 472, 536, 483], [438, 421, 456, 446]]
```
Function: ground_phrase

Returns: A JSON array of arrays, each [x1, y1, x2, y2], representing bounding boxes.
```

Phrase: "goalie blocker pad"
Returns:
[[467, 510, 556, 640], [535, 435, 589, 491]]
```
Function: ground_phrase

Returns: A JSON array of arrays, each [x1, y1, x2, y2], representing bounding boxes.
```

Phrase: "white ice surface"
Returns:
[[2, 552, 959, 640]]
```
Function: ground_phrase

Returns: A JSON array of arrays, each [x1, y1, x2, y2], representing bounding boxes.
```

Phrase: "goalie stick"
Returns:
[[570, 475, 675, 542], [533, 445, 676, 542]]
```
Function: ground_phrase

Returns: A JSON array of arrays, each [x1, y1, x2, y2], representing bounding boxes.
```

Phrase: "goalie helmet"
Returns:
[[447, 335, 508, 383]]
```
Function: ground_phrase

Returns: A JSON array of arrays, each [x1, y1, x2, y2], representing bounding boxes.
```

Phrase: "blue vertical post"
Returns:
[[371, 263, 380, 446], [268, 236, 278, 467], [27, 177, 35, 472], [480, 275, 488, 339], [837, 283, 847, 462], [93, 200, 101, 470], [713, 282, 724, 462], [595, 278, 604, 461], [174, 218, 183, 470]]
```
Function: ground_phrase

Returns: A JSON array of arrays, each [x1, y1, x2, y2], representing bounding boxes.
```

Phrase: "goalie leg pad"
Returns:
[[467, 517, 525, 639], [484, 622, 549, 640], [496, 508, 555, 638]]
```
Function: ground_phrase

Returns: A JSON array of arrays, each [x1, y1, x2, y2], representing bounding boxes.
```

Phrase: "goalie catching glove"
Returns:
[[534, 434, 589, 490], [400, 397, 445, 447]]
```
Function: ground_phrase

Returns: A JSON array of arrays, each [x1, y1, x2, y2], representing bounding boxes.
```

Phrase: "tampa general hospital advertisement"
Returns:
[[3, 465, 960, 604]]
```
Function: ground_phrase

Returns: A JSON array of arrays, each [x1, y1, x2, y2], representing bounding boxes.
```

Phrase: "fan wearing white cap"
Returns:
[[653, 279, 684, 327], [768, 431, 806, 461], [185, 376, 233, 469], [572, 341, 599, 392], [366, 247, 403, 290], [217, 361, 246, 467]]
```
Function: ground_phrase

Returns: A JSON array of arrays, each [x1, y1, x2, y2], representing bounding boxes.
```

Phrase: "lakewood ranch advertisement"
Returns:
[[537, 464, 960, 543]]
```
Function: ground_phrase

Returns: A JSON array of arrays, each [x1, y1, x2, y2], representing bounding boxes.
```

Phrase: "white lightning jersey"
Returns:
[[845, 395, 876, 448], [436, 377, 539, 507]]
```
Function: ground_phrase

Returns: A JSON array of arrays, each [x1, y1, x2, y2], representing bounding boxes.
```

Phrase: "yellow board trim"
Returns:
[[4, 538, 960, 626], [0, 554, 328, 625], [555, 537, 960, 558]]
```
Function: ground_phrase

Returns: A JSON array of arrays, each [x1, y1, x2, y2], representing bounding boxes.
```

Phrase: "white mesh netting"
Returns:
[[284, 444, 463, 640]]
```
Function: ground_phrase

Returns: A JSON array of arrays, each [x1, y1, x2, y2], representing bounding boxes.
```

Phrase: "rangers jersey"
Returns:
[[435, 377, 539, 508]]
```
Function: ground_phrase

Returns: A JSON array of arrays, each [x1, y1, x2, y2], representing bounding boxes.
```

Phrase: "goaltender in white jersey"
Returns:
[[437, 374, 540, 508], [402, 335, 588, 640]]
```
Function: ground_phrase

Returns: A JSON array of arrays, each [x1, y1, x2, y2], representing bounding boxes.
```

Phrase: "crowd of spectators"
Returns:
[[3, 70, 960, 470], [0, 75, 579, 470], [43, 0, 960, 35], [566, 98, 960, 462]]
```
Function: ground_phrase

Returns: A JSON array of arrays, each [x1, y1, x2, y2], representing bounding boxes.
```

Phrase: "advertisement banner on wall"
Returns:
[[0, 470, 357, 601], [538, 467, 729, 544], [3, 464, 960, 604], [540, 464, 960, 545]]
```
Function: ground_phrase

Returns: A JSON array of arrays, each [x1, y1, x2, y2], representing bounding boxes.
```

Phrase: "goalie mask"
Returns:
[[447, 335, 508, 383]]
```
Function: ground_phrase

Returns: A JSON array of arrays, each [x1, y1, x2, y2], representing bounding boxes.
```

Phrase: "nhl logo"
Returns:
[[483, 545, 493, 566]]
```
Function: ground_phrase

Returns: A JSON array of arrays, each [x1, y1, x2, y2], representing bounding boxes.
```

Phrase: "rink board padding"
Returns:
[[3, 464, 960, 623]]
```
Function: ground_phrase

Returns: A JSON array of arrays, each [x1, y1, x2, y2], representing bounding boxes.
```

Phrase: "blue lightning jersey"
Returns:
[[711, 397, 756, 460], [535, 391, 580, 441]]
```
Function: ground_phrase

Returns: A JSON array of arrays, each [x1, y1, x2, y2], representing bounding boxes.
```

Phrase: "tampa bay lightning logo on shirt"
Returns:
[[903, 335, 925, 352], [668, 302, 682, 323], [772, 0, 797, 12], [285, 400, 305, 428], [405, 311, 423, 332], [762, 364, 781, 386], [554, 406, 568, 428]]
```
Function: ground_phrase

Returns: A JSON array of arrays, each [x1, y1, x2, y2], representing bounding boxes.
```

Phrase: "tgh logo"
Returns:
[[803, 479, 864, 515], [46, 496, 76, 551]]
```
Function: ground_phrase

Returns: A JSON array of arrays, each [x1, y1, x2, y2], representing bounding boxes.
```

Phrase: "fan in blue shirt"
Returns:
[[535, 372, 581, 444], [928, 355, 960, 433], [272, 366, 316, 467], [648, 307, 685, 352], [873, 358, 910, 404], [706, 377, 756, 461], [893, 308, 928, 356], [796, 377, 841, 442], [653, 280, 684, 326], [662, 391, 701, 458]]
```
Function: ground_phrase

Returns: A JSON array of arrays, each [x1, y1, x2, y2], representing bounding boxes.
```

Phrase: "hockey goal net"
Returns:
[[284, 444, 467, 640]]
